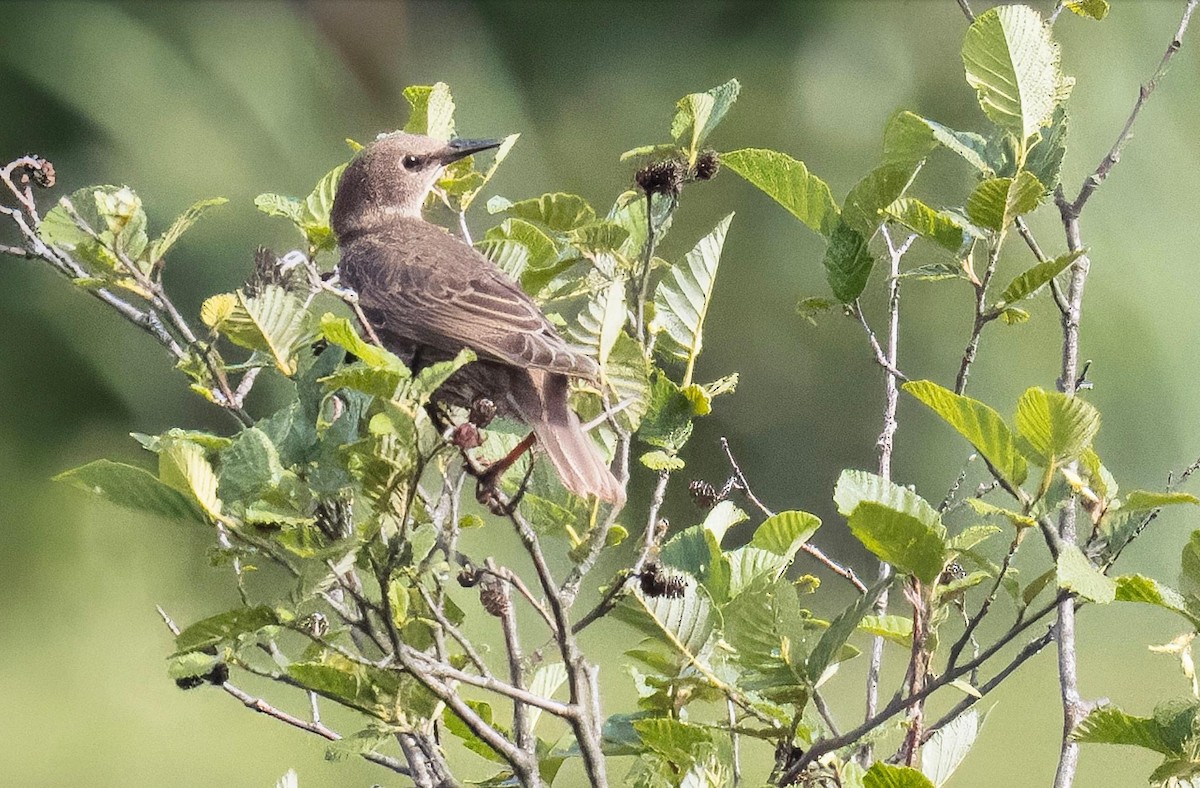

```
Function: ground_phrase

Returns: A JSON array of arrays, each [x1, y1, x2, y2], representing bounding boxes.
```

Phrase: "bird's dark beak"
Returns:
[[438, 137, 503, 166]]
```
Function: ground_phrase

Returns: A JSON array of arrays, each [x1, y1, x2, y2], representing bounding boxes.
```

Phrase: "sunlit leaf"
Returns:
[[148, 197, 228, 265], [1057, 542, 1115, 603], [670, 79, 740, 162], [651, 213, 733, 386], [1014, 387, 1100, 467], [966, 173, 1044, 232], [403, 82, 456, 140], [962, 5, 1073, 141], [54, 460, 206, 524], [722, 148, 838, 236], [174, 605, 280, 655], [904, 380, 1028, 487], [998, 250, 1083, 305]]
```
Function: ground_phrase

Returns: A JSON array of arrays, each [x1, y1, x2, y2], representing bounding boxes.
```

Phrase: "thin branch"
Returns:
[[572, 470, 671, 634], [507, 509, 608, 788], [720, 437, 868, 594], [780, 594, 1065, 782], [954, 242, 1001, 395], [1071, 0, 1199, 213], [1014, 217, 1070, 315], [728, 699, 743, 788], [955, 0, 975, 23], [154, 606, 410, 777], [864, 225, 908, 764]]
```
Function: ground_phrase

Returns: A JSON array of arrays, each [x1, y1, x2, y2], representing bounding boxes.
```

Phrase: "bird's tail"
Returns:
[[518, 372, 626, 506]]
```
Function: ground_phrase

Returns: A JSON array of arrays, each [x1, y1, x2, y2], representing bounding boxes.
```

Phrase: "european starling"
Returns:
[[331, 133, 625, 505]]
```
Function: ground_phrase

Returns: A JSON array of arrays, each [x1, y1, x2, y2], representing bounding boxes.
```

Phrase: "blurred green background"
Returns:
[[2, 1, 1198, 785]]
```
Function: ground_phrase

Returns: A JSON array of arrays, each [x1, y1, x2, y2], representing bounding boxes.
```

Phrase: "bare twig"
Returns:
[[1070, 0, 1199, 214], [864, 225, 908, 764], [719, 436, 867, 593], [154, 606, 411, 777], [780, 595, 1065, 782], [954, 243, 1001, 395]]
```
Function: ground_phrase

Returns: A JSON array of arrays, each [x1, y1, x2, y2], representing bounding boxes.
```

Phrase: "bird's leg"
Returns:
[[475, 432, 537, 515]]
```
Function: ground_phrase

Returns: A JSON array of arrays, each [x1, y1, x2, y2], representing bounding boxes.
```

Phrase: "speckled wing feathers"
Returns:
[[340, 220, 599, 379]]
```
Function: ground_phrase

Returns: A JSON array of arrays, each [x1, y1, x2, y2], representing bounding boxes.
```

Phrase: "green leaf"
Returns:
[[403, 82, 456, 140], [571, 279, 628, 378], [1182, 531, 1200, 601], [670, 79, 740, 162], [566, 221, 631, 256], [922, 710, 979, 787], [1073, 705, 1175, 755], [526, 662, 568, 733], [288, 658, 400, 720], [808, 579, 890, 682], [1057, 542, 1115, 603], [159, 439, 222, 520], [842, 163, 916, 237], [640, 450, 685, 471], [318, 313, 408, 372], [54, 460, 206, 523], [41, 186, 150, 272], [998, 250, 1084, 305], [1065, 0, 1109, 22], [823, 220, 874, 303], [218, 427, 284, 503], [961, 5, 1072, 141], [660, 501, 748, 578], [962, 498, 1036, 529], [1025, 105, 1069, 192], [950, 523, 1005, 550], [966, 173, 1044, 232], [721, 148, 838, 236], [884, 111, 993, 174], [1014, 387, 1100, 467], [884, 198, 970, 252], [614, 576, 717, 657], [483, 218, 559, 270], [834, 469, 941, 525], [904, 380, 1028, 487], [475, 239, 530, 280], [639, 373, 694, 453], [209, 286, 313, 376], [442, 700, 506, 763], [459, 133, 520, 212], [797, 296, 839, 325], [849, 502, 948, 584], [147, 197, 228, 264], [254, 193, 304, 224], [174, 605, 280, 655], [751, 511, 821, 556], [651, 213, 733, 386], [633, 718, 713, 768], [1114, 575, 1200, 627], [864, 763, 936, 788], [487, 193, 596, 233], [325, 727, 394, 763], [301, 163, 347, 252], [1122, 490, 1200, 514], [858, 615, 913, 647], [602, 332, 652, 432]]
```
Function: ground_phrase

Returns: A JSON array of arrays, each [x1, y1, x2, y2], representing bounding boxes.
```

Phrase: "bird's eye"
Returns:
[[402, 154, 421, 171]]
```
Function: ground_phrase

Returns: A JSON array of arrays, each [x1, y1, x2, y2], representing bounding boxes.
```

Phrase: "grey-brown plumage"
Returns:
[[331, 132, 624, 505]]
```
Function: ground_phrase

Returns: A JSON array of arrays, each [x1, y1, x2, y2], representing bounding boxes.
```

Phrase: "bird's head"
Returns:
[[331, 132, 501, 239]]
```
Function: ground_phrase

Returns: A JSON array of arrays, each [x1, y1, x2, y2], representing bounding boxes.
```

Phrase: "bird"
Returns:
[[330, 132, 625, 506]]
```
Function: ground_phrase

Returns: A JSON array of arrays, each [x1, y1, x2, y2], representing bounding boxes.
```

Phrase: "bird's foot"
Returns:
[[475, 447, 536, 516]]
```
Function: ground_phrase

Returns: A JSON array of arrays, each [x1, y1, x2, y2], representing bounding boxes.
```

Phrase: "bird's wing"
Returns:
[[344, 222, 600, 379]]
